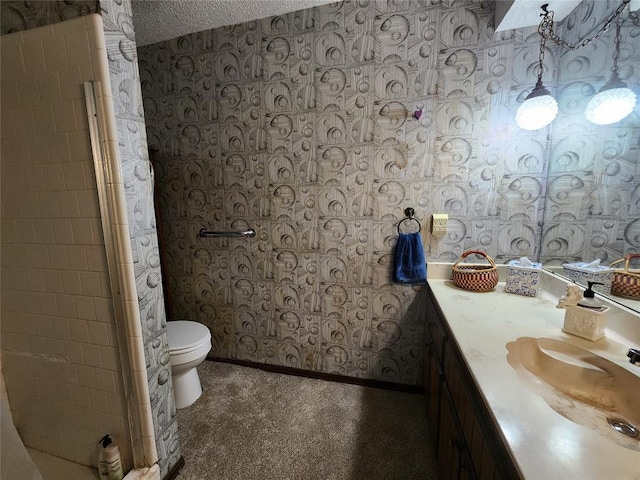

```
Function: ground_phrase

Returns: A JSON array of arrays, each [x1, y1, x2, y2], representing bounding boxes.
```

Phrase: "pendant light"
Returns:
[[515, 78, 558, 131], [516, 10, 558, 131], [516, 0, 637, 131], [585, 21, 637, 125]]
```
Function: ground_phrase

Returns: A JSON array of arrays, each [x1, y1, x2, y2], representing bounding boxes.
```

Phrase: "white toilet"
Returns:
[[167, 321, 212, 409]]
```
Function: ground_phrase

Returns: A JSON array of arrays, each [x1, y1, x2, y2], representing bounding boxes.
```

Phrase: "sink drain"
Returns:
[[607, 418, 640, 438]]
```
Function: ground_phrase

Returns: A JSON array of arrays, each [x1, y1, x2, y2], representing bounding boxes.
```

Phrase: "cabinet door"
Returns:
[[438, 386, 477, 480], [424, 341, 441, 453], [437, 386, 460, 480], [444, 337, 498, 480]]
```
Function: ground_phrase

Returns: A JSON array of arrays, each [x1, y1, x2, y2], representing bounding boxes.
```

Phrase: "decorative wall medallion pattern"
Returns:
[[99, 1, 180, 476], [139, 0, 532, 386], [541, 0, 640, 265], [139, 0, 640, 385]]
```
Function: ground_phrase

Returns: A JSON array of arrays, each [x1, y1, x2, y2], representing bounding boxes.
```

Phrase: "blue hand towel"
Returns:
[[393, 232, 427, 284]]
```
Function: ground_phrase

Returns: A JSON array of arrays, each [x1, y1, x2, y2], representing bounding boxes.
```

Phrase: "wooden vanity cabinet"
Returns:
[[423, 286, 522, 480]]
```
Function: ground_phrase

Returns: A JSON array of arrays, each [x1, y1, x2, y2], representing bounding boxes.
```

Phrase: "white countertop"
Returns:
[[426, 263, 640, 480]]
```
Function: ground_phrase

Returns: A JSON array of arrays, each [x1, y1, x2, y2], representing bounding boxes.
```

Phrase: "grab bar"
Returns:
[[198, 228, 256, 238]]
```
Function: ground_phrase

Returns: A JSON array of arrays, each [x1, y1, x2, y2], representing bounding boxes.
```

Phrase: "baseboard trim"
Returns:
[[205, 356, 422, 394], [162, 456, 185, 480]]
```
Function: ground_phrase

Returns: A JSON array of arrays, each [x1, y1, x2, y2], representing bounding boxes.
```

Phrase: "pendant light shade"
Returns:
[[585, 21, 637, 126], [516, 79, 559, 131], [516, 6, 558, 132], [585, 86, 636, 125]]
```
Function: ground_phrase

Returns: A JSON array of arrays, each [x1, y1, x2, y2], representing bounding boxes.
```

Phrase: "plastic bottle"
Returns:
[[98, 434, 124, 480]]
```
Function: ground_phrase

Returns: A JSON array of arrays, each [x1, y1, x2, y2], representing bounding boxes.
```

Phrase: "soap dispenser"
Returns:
[[560, 282, 610, 341], [98, 434, 123, 480], [577, 282, 605, 308]]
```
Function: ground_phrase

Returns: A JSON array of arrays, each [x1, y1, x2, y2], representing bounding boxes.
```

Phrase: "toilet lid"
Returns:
[[167, 321, 211, 352]]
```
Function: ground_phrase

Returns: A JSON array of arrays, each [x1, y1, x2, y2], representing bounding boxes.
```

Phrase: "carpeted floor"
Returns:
[[175, 361, 437, 480]]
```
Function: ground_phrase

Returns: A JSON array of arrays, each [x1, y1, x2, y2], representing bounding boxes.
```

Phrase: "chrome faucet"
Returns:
[[627, 348, 640, 365]]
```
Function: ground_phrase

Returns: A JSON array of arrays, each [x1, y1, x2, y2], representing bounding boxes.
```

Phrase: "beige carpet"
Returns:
[[175, 361, 437, 480]]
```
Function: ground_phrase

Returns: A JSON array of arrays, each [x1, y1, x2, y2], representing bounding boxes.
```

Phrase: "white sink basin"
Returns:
[[506, 337, 640, 450]]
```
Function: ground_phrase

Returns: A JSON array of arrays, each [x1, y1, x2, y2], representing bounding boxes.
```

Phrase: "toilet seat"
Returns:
[[167, 321, 211, 355]]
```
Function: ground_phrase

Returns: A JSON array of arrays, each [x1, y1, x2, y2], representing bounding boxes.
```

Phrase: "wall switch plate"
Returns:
[[432, 213, 448, 236]]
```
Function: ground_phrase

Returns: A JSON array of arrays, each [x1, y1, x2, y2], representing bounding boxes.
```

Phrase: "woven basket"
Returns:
[[452, 250, 498, 292], [610, 254, 640, 299]]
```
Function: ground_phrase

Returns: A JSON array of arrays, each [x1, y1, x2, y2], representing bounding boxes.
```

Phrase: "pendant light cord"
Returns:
[[611, 20, 622, 79], [536, 23, 547, 84], [599, 18, 628, 91], [525, 22, 551, 99]]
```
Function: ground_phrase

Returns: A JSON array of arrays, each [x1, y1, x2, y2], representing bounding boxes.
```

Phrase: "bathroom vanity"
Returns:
[[423, 265, 640, 479]]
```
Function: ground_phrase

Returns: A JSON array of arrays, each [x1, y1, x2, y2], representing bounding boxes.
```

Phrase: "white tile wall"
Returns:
[[0, 16, 133, 470]]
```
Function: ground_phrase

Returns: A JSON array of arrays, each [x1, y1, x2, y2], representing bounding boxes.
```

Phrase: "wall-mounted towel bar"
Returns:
[[198, 228, 256, 238]]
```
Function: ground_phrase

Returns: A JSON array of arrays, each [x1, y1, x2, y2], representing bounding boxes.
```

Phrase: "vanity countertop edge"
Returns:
[[425, 263, 640, 480]]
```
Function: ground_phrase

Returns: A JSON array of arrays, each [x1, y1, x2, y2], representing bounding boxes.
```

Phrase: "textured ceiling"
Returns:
[[494, 0, 581, 32], [131, 0, 336, 46]]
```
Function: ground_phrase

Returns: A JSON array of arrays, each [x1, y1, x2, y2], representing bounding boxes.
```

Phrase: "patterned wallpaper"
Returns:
[[0, 1, 181, 477], [138, 0, 553, 385], [541, 0, 640, 265], [98, 1, 180, 476]]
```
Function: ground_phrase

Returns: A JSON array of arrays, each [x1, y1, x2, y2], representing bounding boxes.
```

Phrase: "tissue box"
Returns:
[[506, 259, 542, 297], [562, 262, 614, 295]]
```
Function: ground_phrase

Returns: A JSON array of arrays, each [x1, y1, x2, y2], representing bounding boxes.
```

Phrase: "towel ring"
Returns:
[[397, 207, 421, 234]]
